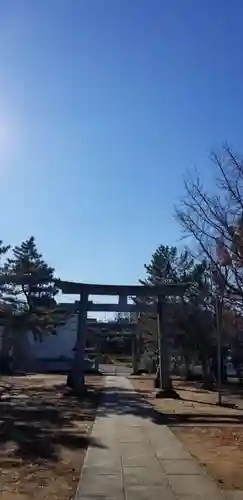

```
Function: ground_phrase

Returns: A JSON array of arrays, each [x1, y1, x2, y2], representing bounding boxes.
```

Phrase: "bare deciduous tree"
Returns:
[[175, 146, 243, 306]]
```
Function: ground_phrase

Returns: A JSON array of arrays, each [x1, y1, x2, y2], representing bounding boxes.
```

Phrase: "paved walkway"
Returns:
[[75, 376, 228, 500]]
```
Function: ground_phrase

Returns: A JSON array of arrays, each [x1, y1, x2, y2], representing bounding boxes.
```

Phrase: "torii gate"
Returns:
[[86, 321, 140, 373], [56, 281, 189, 391]]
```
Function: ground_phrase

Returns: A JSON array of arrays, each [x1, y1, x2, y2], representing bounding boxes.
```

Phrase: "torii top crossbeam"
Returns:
[[56, 280, 189, 297], [0, 275, 190, 297]]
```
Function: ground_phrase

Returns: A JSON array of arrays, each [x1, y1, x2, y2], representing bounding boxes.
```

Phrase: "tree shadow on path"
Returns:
[[97, 384, 243, 427], [0, 380, 106, 465]]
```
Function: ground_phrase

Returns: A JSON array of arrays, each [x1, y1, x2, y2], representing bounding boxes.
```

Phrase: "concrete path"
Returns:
[[75, 376, 227, 500]]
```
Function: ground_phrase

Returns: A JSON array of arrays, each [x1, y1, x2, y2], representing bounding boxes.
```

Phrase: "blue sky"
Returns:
[[1, 0, 243, 288]]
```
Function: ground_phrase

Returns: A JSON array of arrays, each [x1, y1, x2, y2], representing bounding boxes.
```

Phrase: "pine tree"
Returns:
[[137, 245, 188, 346], [6, 236, 58, 315], [140, 245, 178, 287], [0, 240, 11, 306], [137, 245, 211, 377], [1, 237, 66, 370], [0, 240, 13, 372], [141, 248, 215, 382]]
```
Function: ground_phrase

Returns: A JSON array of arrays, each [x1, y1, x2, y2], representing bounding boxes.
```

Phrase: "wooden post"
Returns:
[[72, 292, 88, 390], [157, 295, 171, 391]]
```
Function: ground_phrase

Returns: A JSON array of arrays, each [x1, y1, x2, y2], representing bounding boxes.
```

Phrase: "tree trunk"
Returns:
[[0, 326, 13, 374], [12, 329, 33, 372], [201, 357, 209, 382], [183, 354, 192, 379], [200, 354, 214, 389]]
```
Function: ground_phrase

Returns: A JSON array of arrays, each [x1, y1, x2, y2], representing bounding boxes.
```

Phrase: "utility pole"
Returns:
[[215, 295, 223, 406], [210, 265, 224, 406]]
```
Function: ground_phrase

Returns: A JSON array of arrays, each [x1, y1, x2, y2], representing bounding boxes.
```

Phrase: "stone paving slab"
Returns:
[[75, 375, 227, 500], [160, 458, 203, 475], [125, 484, 176, 500], [78, 473, 123, 497], [167, 473, 224, 498], [225, 493, 243, 500], [123, 465, 169, 485]]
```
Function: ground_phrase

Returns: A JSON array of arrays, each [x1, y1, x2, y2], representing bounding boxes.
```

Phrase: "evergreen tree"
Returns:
[[140, 245, 179, 287], [1, 237, 66, 370], [0, 240, 13, 372], [0, 239, 11, 306], [137, 245, 192, 345], [137, 245, 215, 382], [6, 237, 57, 307]]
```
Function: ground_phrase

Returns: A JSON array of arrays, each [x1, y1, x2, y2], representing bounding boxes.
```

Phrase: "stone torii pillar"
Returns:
[[157, 295, 171, 391], [71, 291, 88, 390], [131, 334, 138, 373]]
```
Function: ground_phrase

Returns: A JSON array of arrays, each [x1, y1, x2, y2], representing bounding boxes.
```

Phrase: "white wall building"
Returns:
[[0, 313, 99, 372], [29, 314, 78, 359]]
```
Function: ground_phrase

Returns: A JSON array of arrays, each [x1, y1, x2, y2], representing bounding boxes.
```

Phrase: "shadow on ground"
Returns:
[[176, 378, 243, 397], [2, 376, 243, 467], [97, 385, 243, 426], [0, 381, 105, 465]]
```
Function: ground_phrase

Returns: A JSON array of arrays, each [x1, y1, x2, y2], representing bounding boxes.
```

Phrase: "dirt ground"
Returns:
[[0, 373, 103, 500], [130, 376, 243, 491]]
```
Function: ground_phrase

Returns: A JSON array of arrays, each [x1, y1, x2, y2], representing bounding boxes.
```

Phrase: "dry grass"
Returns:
[[130, 375, 243, 491], [0, 373, 103, 500]]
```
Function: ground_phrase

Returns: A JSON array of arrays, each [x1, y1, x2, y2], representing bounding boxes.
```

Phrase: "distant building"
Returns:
[[0, 310, 98, 372], [29, 314, 98, 359]]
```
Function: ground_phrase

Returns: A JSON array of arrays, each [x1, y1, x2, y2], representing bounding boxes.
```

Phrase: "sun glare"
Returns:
[[0, 113, 17, 167]]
